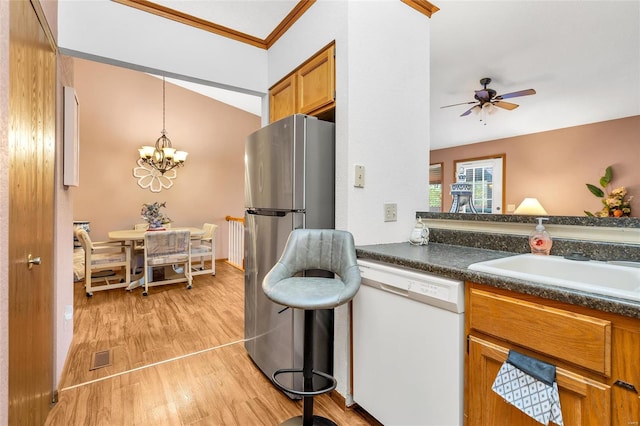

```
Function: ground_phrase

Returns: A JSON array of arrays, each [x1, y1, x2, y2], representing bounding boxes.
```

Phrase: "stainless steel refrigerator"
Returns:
[[244, 114, 335, 397]]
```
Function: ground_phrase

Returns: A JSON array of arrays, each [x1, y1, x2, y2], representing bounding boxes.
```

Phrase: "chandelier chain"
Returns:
[[162, 76, 166, 134], [137, 75, 188, 176]]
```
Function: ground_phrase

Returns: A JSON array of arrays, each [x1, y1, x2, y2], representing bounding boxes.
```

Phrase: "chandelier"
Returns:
[[138, 76, 188, 175]]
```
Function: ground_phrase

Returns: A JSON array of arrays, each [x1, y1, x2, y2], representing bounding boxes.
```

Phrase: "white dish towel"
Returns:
[[491, 350, 564, 426]]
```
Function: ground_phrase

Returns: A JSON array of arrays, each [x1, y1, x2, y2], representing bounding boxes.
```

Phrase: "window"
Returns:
[[429, 163, 443, 212], [454, 156, 504, 214]]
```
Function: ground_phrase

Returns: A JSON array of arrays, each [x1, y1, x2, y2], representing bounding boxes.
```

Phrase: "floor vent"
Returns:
[[90, 349, 112, 370]]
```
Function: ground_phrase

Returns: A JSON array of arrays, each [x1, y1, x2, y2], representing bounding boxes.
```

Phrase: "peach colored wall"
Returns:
[[431, 116, 640, 217], [72, 58, 261, 257]]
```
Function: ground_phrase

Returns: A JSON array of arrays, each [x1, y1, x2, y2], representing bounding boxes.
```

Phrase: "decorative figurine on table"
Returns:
[[141, 201, 172, 230]]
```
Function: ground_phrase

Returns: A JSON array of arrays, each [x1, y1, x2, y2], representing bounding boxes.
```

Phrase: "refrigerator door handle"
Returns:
[[247, 209, 288, 217]]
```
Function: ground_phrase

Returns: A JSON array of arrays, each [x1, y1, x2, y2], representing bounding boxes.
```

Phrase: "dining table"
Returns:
[[108, 226, 205, 242], [108, 227, 206, 290]]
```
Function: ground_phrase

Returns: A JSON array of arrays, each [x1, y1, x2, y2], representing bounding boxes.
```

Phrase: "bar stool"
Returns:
[[262, 229, 361, 426]]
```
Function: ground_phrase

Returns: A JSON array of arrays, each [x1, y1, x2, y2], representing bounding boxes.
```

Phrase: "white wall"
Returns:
[[342, 1, 431, 244], [52, 56, 76, 391], [57, 0, 268, 95]]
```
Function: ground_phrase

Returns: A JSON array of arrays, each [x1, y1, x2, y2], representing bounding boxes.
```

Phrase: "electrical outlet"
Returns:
[[384, 203, 397, 222]]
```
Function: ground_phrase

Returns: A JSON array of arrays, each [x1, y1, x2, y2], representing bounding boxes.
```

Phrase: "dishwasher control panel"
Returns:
[[409, 280, 449, 300], [358, 259, 464, 313]]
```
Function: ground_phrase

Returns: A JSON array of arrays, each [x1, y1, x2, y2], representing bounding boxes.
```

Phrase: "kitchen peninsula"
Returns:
[[357, 212, 640, 317], [355, 212, 640, 425]]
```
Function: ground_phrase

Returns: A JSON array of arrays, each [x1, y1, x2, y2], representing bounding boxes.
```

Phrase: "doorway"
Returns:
[[454, 155, 505, 214]]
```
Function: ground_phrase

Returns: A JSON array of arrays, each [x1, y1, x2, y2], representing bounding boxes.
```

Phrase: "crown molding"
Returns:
[[401, 0, 440, 18], [111, 0, 316, 50]]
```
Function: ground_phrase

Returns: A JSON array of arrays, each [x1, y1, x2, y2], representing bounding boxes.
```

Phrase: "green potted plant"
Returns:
[[585, 166, 633, 217]]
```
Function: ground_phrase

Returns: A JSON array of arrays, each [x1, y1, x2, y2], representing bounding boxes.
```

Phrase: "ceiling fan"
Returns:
[[441, 77, 536, 117]]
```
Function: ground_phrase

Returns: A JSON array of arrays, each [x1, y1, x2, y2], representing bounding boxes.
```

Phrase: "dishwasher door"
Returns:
[[352, 260, 464, 426]]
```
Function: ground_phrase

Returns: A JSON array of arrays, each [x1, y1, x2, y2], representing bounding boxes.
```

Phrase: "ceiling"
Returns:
[[137, 1, 640, 150]]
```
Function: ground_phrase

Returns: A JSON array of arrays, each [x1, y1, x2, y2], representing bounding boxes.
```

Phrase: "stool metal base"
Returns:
[[280, 415, 338, 426], [273, 368, 337, 397]]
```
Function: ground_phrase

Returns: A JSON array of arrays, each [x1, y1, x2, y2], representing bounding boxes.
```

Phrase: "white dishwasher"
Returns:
[[352, 259, 465, 426]]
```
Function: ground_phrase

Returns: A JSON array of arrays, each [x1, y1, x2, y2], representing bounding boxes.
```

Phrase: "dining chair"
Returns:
[[191, 223, 218, 276], [142, 229, 192, 296], [131, 223, 149, 273], [74, 228, 131, 297]]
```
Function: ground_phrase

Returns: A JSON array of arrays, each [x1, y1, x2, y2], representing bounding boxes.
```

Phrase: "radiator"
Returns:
[[226, 216, 244, 270]]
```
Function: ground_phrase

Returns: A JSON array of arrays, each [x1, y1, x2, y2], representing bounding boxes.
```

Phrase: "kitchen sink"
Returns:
[[468, 254, 640, 302]]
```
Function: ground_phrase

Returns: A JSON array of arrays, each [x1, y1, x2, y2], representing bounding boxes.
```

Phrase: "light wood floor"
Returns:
[[46, 261, 374, 425]]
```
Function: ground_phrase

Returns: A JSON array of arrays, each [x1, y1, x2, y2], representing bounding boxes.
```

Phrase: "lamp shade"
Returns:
[[514, 198, 548, 215], [174, 151, 188, 162], [162, 147, 176, 159], [139, 146, 155, 159]]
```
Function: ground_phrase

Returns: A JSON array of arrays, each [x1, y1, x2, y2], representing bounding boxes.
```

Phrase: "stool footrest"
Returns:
[[272, 368, 337, 397]]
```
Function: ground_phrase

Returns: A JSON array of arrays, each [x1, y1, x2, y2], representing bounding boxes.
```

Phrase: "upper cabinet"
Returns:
[[269, 74, 297, 123], [269, 42, 335, 123], [297, 43, 335, 115]]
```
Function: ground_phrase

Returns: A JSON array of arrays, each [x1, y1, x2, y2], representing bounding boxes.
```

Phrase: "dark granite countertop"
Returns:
[[416, 212, 640, 228], [356, 242, 640, 319]]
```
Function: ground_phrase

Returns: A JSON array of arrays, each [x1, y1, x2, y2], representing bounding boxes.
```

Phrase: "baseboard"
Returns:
[[328, 391, 382, 426]]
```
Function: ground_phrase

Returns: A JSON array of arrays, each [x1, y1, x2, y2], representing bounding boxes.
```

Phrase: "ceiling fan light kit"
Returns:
[[441, 77, 536, 124]]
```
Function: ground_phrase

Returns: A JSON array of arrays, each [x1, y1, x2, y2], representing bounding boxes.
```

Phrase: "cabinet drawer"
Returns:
[[469, 288, 611, 375]]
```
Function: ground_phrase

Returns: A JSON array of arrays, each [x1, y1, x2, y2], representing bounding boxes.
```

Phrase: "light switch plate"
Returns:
[[354, 165, 365, 188]]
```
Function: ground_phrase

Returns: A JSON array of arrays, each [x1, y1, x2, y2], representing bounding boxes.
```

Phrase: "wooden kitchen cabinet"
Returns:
[[297, 44, 335, 115], [269, 74, 296, 123], [468, 336, 610, 425], [465, 282, 640, 426], [269, 42, 335, 123]]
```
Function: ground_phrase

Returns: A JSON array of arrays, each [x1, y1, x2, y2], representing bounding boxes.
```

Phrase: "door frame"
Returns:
[[453, 154, 506, 214]]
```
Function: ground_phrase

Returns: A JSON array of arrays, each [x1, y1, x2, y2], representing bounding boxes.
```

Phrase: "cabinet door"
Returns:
[[297, 44, 335, 115], [467, 336, 611, 426], [269, 74, 296, 123]]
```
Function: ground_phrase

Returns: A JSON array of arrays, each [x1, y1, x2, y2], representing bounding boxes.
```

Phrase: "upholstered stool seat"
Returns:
[[263, 229, 361, 426]]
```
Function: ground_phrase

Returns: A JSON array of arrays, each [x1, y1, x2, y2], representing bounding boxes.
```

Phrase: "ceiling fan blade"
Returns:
[[493, 101, 519, 110], [461, 105, 481, 117], [495, 88, 536, 100], [440, 101, 477, 109]]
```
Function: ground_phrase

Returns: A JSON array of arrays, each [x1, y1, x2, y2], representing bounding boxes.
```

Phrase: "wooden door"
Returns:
[[467, 336, 611, 426], [9, 0, 56, 423]]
